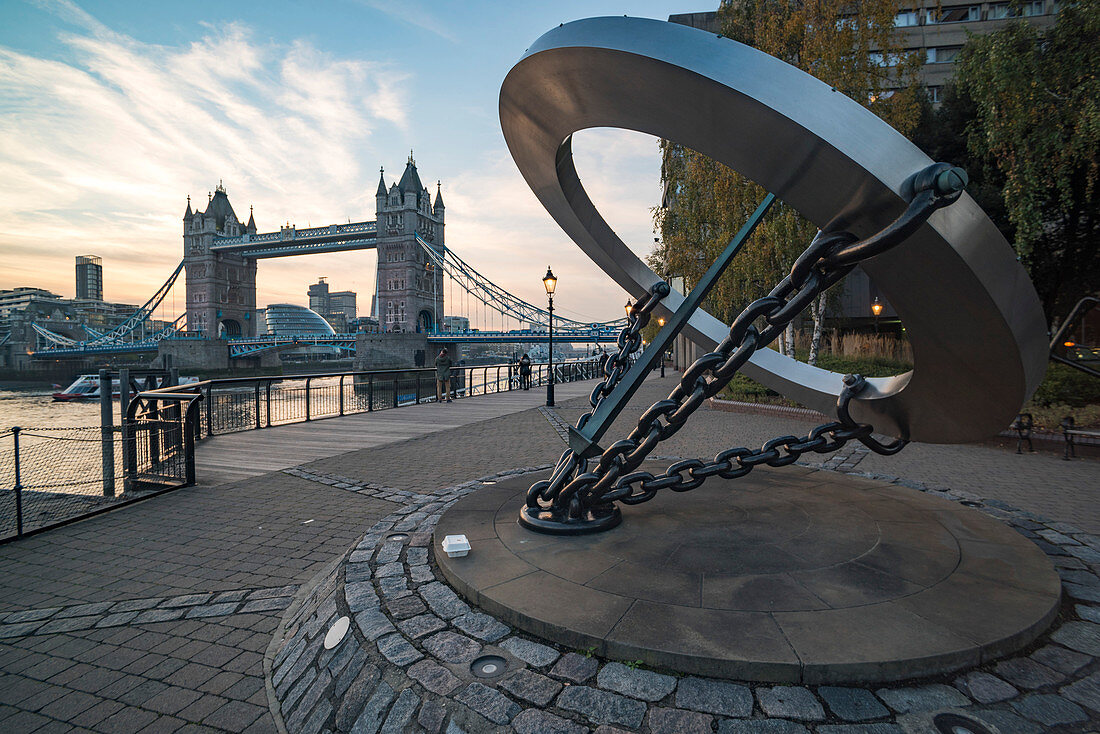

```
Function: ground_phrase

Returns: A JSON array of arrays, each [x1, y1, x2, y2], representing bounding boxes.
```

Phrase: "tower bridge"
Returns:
[[28, 154, 627, 364], [185, 154, 445, 338]]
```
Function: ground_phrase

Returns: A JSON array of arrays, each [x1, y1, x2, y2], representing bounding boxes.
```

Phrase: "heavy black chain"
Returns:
[[527, 163, 968, 526], [526, 282, 668, 507]]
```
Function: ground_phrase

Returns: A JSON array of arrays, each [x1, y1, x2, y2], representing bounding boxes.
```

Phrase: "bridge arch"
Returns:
[[218, 318, 242, 338], [417, 309, 435, 333]]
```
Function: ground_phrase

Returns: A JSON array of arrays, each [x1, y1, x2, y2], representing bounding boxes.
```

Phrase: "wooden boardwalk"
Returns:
[[194, 380, 599, 486]]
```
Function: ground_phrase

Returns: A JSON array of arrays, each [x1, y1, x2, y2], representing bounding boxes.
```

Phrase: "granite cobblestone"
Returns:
[[254, 396, 1100, 734]]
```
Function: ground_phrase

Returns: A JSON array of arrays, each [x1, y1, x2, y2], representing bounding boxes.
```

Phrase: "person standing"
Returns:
[[435, 348, 454, 403], [519, 353, 532, 390]]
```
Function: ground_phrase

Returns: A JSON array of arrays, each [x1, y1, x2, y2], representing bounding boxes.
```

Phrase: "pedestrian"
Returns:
[[436, 348, 454, 403], [519, 353, 532, 390]]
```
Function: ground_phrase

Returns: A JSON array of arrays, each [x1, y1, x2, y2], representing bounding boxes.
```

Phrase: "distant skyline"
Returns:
[[0, 0, 685, 326]]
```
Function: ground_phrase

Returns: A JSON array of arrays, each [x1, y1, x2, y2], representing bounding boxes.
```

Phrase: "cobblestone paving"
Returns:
[[0, 373, 1096, 733], [266, 454, 1100, 734], [0, 471, 399, 733], [0, 474, 399, 612]]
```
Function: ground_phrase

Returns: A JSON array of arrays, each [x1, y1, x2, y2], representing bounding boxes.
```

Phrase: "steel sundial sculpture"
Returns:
[[500, 17, 1049, 534]]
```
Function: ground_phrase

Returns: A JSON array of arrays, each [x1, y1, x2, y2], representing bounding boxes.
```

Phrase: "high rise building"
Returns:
[[75, 255, 103, 301], [308, 277, 330, 314], [328, 290, 357, 320], [307, 278, 356, 332]]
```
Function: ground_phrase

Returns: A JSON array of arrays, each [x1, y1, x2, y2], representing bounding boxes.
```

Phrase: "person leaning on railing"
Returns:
[[436, 348, 454, 403], [519, 353, 532, 390]]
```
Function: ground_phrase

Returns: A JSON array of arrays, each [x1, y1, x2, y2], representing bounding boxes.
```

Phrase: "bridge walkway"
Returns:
[[194, 379, 600, 486]]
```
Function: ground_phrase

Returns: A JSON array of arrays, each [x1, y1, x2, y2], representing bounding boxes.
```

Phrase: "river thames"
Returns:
[[0, 387, 106, 431]]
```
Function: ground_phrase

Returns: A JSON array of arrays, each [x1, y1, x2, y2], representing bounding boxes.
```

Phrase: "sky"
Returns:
[[0, 0, 691, 327]]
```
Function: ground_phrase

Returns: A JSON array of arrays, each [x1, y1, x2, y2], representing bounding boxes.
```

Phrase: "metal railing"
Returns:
[[0, 359, 602, 541], [152, 358, 603, 439], [0, 366, 203, 542], [124, 390, 202, 488], [0, 418, 197, 543]]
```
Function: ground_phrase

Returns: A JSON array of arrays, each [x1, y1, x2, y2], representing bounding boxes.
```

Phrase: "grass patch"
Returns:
[[716, 352, 912, 407], [714, 354, 1100, 429]]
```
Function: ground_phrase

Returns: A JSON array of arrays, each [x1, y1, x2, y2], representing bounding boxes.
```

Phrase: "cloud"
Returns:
[[440, 128, 663, 325], [0, 8, 408, 308], [0, 5, 666, 330], [354, 0, 458, 43]]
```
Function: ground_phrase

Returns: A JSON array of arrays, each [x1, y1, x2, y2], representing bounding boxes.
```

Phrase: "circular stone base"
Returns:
[[435, 463, 1061, 684]]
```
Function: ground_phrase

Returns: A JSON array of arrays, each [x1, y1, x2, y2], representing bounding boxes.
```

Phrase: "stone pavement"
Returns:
[[0, 371, 1096, 733]]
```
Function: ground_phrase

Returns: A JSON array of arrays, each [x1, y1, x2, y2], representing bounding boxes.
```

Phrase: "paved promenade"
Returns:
[[0, 372, 1095, 733]]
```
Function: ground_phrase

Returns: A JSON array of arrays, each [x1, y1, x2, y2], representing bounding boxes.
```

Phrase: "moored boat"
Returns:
[[52, 374, 198, 402]]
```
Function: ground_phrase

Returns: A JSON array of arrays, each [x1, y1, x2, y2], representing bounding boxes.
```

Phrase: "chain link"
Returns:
[[526, 281, 668, 509], [526, 163, 967, 526]]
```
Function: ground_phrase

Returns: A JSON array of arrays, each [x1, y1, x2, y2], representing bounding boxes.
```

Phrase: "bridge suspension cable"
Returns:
[[31, 323, 79, 347], [414, 234, 626, 331], [86, 261, 185, 345], [30, 261, 187, 353]]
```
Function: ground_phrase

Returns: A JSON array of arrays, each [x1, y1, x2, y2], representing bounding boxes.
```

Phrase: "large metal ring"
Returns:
[[500, 16, 1048, 443]]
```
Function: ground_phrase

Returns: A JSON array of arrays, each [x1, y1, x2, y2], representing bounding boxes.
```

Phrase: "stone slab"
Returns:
[[435, 463, 1061, 683]]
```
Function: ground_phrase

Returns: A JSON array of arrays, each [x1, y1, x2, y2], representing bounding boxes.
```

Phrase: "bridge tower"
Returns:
[[183, 183, 258, 338], [375, 154, 445, 333]]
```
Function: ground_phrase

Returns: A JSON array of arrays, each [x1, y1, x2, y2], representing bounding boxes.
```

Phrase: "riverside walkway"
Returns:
[[0, 372, 1095, 734], [194, 380, 603, 486]]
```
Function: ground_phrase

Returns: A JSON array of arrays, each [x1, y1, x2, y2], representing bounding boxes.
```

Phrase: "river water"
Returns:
[[0, 386, 107, 432]]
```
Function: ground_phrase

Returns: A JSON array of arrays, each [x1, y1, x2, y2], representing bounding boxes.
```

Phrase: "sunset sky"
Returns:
[[0, 0, 680, 326]]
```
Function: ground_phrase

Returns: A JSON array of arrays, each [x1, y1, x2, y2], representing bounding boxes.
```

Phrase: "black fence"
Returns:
[[184, 359, 602, 438], [0, 359, 601, 541], [0, 420, 193, 542]]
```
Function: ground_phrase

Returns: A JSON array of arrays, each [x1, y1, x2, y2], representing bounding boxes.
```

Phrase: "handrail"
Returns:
[[130, 358, 603, 442], [136, 359, 599, 395], [124, 389, 204, 488]]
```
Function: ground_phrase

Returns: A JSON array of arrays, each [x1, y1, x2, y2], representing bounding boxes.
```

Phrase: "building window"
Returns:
[[926, 5, 980, 23], [990, 1, 1045, 18], [926, 46, 962, 63], [928, 86, 943, 104], [868, 51, 906, 67], [894, 10, 919, 26]]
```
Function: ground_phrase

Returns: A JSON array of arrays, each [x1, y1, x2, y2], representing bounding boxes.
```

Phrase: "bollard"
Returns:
[[99, 369, 116, 497], [119, 369, 132, 492], [305, 377, 312, 421], [12, 427, 23, 537]]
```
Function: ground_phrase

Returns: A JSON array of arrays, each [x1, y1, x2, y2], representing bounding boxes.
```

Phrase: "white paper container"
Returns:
[[441, 534, 471, 557]]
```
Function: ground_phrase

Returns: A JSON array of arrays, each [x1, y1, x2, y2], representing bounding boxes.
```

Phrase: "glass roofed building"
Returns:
[[259, 304, 335, 336], [256, 304, 342, 361]]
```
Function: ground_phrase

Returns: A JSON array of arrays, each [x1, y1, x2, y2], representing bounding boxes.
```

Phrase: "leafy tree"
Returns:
[[950, 0, 1100, 326], [651, 0, 923, 363]]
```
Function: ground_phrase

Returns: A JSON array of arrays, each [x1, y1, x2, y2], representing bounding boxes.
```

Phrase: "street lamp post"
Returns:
[[657, 317, 666, 377], [871, 297, 883, 335], [543, 266, 557, 407]]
